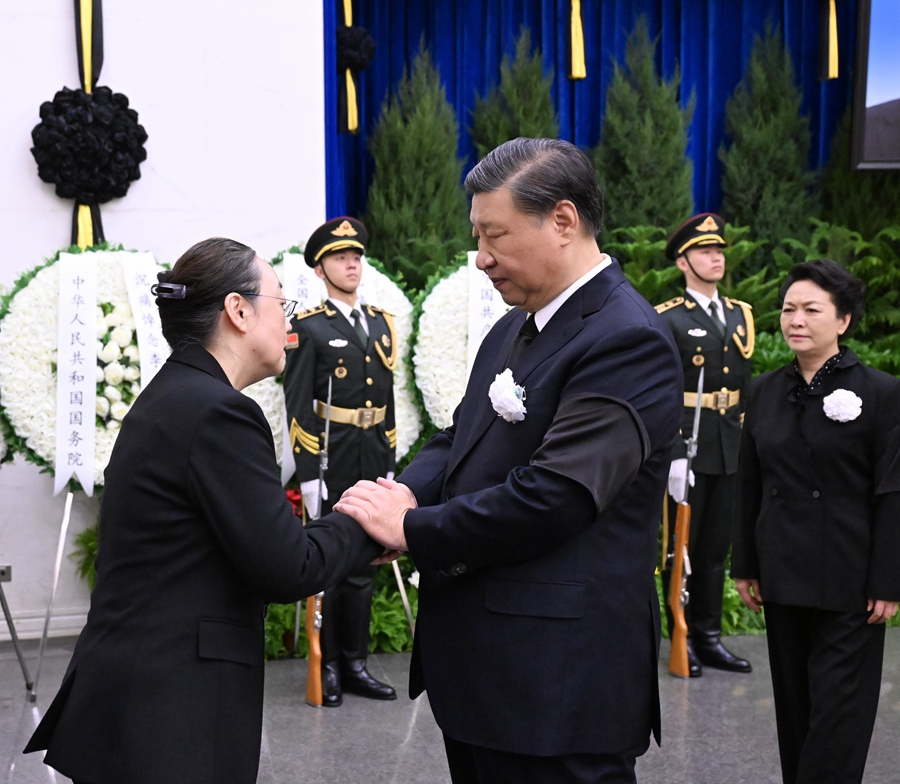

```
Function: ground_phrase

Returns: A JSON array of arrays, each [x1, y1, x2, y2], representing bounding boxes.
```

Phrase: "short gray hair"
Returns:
[[465, 138, 604, 237]]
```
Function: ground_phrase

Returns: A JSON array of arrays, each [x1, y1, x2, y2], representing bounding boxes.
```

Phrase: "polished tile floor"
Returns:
[[2, 631, 899, 783]]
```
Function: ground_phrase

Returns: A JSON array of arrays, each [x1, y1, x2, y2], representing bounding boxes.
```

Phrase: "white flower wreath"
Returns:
[[413, 266, 469, 430], [0, 250, 290, 484], [822, 388, 862, 422]]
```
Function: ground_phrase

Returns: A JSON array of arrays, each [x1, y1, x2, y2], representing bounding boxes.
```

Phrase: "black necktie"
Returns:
[[709, 301, 725, 337], [350, 308, 367, 346], [507, 315, 539, 366]]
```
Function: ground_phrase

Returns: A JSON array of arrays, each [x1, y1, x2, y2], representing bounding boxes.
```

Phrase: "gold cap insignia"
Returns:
[[382, 334, 391, 348], [332, 220, 358, 237], [692, 355, 705, 366], [697, 216, 719, 232], [335, 366, 348, 378], [737, 324, 746, 337]]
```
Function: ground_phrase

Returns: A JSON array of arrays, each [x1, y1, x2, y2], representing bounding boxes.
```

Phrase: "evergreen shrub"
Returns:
[[719, 24, 816, 268], [592, 16, 694, 236], [364, 42, 471, 292], [470, 27, 559, 160]]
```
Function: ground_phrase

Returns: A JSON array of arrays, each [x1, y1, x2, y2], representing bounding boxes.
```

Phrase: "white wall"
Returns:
[[0, 0, 326, 639]]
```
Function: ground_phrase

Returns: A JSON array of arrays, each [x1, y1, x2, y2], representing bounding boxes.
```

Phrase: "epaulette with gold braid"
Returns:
[[292, 304, 327, 321], [654, 296, 685, 314], [724, 297, 753, 310], [365, 304, 395, 318]]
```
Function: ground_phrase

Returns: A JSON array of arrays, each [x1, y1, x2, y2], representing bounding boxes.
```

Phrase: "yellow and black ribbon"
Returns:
[[568, 0, 586, 80], [819, 0, 839, 81], [341, 0, 359, 133], [72, 0, 105, 249]]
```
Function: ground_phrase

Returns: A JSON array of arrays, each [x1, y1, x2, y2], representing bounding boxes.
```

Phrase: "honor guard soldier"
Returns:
[[283, 217, 398, 705], [656, 212, 754, 677]]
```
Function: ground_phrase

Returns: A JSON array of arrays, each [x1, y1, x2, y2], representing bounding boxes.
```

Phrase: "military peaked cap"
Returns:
[[665, 212, 727, 260], [304, 217, 368, 268]]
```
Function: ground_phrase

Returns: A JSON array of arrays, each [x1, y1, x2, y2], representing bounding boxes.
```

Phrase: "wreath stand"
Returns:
[[0, 565, 34, 696]]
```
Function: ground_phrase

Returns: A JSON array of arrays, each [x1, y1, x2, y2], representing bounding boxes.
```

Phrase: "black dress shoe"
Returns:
[[693, 638, 752, 673], [322, 661, 343, 707], [686, 640, 702, 678], [341, 659, 397, 700]]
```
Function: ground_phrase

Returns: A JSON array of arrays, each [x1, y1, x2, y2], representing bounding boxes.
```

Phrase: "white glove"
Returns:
[[386, 471, 395, 481], [667, 458, 695, 504], [300, 479, 328, 520]]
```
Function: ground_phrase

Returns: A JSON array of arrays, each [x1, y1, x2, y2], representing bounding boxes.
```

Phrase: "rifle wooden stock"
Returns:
[[667, 501, 691, 678], [305, 593, 323, 707]]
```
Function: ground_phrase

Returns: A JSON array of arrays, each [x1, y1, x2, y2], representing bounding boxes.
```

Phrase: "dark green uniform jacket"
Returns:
[[283, 301, 396, 505], [655, 292, 754, 475]]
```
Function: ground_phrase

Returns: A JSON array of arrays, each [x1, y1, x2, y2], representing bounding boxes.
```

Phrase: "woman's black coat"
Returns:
[[25, 344, 381, 784], [732, 349, 900, 611]]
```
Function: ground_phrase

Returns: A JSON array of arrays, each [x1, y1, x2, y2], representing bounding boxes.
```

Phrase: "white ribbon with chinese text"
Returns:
[[467, 251, 510, 376], [54, 254, 98, 496], [121, 253, 170, 390]]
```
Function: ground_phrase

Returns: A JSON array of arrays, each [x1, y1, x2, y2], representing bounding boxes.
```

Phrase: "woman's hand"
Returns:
[[867, 599, 899, 625], [735, 578, 763, 612]]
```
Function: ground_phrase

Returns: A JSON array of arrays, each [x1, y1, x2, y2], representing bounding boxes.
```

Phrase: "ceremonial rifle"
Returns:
[[304, 377, 332, 707], [668, 367, 704, 678]]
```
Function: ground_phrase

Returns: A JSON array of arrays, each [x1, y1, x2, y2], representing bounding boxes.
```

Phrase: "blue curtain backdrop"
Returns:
[[325, 0, 857, 223]]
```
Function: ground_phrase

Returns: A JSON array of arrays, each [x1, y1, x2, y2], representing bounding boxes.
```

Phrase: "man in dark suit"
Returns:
[[283, 217, 397, 706], [336, 138, 682, 784], [655, 213, 754, 677]]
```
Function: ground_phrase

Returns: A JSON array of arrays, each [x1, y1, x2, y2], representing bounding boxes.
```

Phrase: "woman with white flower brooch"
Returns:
[[732, 258, 900, 784], [25, 238, 382, 784]]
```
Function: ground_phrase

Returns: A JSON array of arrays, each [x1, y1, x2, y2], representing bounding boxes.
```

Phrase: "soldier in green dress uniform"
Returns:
[[655, 212, 754, 677], [283, 217, 398, 705]]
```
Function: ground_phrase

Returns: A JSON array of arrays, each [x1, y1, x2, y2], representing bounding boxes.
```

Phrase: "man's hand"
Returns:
[[300, 479, 328, 519], [667, 458, 694, 504], [867, 599, 899, 625], [735, 578, 763, 613], [334, 478, 417, 551]]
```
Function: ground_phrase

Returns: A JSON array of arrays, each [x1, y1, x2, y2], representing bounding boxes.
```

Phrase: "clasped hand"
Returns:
[[333, 477, 417, 557]]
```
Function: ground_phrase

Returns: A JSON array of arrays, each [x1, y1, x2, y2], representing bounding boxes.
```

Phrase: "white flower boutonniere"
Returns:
[[489, 368, 526, 423], [822, 389, 862, 422]]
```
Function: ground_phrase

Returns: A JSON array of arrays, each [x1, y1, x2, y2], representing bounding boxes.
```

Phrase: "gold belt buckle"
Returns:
[[357, 408, 376, 428], [713, 391, 730, 410]]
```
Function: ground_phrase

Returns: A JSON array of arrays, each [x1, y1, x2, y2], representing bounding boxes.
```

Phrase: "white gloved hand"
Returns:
[[667, 458, 695, 504], [300, 479, 328, 519]]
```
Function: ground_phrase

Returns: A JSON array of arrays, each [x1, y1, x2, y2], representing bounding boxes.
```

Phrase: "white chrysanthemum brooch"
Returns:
[[489, 368, 526, 423], [822, 388, 862, 422]]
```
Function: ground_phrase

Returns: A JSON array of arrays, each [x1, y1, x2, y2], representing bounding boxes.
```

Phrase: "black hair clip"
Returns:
[[151, 283, 187, 299]]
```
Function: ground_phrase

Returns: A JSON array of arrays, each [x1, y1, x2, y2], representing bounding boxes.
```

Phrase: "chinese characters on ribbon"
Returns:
[[121, 253, 170, 389], [54, 255, 98, 496], [467, 251, 511, 376]]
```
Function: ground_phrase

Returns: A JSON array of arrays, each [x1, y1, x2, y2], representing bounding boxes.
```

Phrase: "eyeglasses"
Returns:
[[235, 292, 299, 318]]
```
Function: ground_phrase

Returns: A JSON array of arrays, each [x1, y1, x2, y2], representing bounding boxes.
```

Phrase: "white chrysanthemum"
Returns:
[[104, 362, 125, 386], [99, 341, 121, 363], [123, 345, 139, 362], [111, 326, 133, 348], [95, 364, 106, 384], [124, 365, 140, 382], [413, 267, 469, 430], [822, 388, 863, 422], [104, 311, 122, 329], [104, 385, 122, 403], [241, 378, 287, 468], [110, 401, 130, 421], [0, 251, 164, 485], [408, 570, 420, 589], [489, 368, 526, 423]]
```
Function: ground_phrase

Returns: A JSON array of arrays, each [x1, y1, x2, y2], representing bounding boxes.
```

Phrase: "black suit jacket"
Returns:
[[399, 262, 682, 756], [732, 350, 900, 612], [656, 292, 753, 474], [25, 345, 381, 784]]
